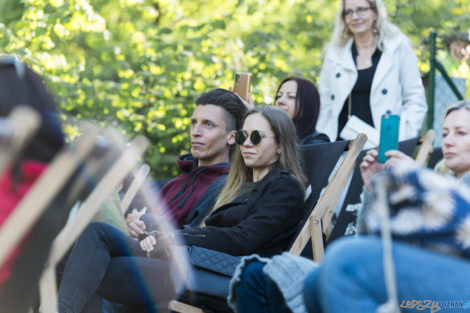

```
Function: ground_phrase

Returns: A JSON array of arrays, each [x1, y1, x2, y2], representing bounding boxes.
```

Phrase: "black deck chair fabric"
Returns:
[[428, 146, 443, 169], [289, 140, 351, 259], [0, 141, 117, 313], [298, 141, 350, 220], [327, 136, 420, 244], [171, 141, 351, 313]]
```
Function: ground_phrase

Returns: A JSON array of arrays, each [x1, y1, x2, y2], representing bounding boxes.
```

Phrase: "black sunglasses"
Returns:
[[235, 130, 275, 145]]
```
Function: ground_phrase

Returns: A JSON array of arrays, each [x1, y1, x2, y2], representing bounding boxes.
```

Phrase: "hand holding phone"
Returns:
[[233, 72, 251, 102], [377, 111, 400, 163]]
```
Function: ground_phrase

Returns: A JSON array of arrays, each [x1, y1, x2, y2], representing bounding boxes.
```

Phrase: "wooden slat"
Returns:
[[288, 133, 367, 258], [321, 134, 367, 236], [288, 211, 313, 255], [415, 129, 435, 166], [120, 163, 150, 214], [0, 128, 99, 267], [169, 300, 206, 313], [39, 136, 149, 313], [0, 106, 40, 175], [310, 216, 324, 263]]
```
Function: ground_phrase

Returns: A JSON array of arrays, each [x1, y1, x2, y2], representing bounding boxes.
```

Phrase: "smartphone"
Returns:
[[377, 111, 400, 163], [233, 72, 251, 101]]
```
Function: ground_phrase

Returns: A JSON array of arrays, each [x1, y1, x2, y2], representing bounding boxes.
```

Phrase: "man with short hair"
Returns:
[[128, 88, 247, 236]]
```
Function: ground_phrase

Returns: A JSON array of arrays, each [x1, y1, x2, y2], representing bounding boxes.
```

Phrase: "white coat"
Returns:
[[317, 32, 427, 142]]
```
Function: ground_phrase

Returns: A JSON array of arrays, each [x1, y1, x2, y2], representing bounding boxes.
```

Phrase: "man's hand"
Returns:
[[127, 219, 146, 238], [230, 88, 254, 110]]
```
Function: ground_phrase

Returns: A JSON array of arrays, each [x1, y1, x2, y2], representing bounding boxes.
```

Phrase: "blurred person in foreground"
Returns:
[[0, 57, 64, 313]]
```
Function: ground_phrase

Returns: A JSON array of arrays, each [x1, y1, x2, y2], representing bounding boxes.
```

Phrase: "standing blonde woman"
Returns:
[[316, 0, 427, 142]]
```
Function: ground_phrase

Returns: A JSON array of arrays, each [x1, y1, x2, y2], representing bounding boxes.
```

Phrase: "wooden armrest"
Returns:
[[169, 300, 206, 313], [0, 106, 40, 175], [121, 163, 151, 213]]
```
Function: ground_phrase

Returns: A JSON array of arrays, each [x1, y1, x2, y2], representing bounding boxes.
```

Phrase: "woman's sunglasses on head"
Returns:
[[235, 130, 275, 145]]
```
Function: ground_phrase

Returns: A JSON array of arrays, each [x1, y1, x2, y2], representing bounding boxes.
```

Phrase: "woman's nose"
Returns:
[[443, 134, 454, 146], [276, 98, 286, 106], [243, 136, 254, 147]]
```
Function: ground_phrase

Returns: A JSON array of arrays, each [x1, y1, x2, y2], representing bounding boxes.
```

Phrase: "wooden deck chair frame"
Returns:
[[288, 133, 367, 262], [0, 106, 40, 176], [168, 134, 368, 313], [326, 135, 424, 245], [0, 128, 101, 268], [0, 128, 104, 313], [121, 163, 151, 214], [414, 129, 435, 167], [39, 136, 149, 313]]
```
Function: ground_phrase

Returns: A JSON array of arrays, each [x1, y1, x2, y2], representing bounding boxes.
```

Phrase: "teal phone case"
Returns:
[[378, 113, 400, 163]]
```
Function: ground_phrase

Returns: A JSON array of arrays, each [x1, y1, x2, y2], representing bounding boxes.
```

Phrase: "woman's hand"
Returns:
[[139, 234, 156, 253], [384, 150, 414, 167], [360, 149, 384, 192], [361, 149, 416, 191]]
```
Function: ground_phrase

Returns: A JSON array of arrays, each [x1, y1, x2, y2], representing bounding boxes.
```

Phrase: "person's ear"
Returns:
[[227, 130, 236, 145], [276, 147, 281, 155]]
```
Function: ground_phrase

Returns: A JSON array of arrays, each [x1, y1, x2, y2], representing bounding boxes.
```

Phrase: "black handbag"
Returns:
[[189, 246, 242, 277], [176, 246, 242, 313]]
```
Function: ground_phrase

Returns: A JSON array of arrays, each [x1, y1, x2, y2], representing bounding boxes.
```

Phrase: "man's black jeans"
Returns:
[[58, 222, 176, 313]]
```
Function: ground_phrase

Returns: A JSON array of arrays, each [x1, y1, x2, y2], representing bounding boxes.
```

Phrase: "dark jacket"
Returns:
[[180, 168, 304, 257], [159, 154, 230, 227], [299, 131, 330, 145]]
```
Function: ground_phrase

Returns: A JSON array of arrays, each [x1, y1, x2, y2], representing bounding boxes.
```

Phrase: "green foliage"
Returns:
[[0, 0, 468, 177]]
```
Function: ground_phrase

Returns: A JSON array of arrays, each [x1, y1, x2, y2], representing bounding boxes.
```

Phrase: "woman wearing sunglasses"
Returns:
[[57, 106, 306, 312], [274, 77, 330, 145]]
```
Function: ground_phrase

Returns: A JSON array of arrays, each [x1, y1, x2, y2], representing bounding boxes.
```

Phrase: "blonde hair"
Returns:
[[445, 99, 470, 117], [327, 0, 402, 51], [434, 159, 455, 177], [204, 106, 307, 224]]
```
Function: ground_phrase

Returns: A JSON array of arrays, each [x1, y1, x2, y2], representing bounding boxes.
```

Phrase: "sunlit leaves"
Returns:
[[0, 0, 468, 178]]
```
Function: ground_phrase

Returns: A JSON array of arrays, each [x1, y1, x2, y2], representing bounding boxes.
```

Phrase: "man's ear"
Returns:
[[227, 130, 236, 145]]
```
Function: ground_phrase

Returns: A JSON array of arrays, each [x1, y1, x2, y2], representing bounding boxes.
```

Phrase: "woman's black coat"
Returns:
[[180, 168, 304, 257]]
